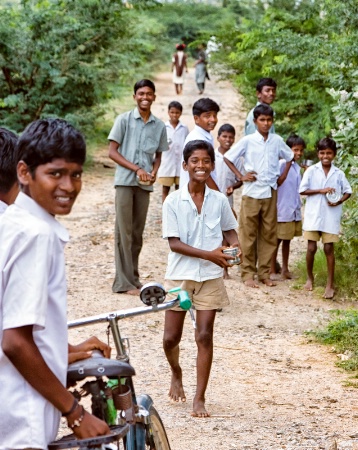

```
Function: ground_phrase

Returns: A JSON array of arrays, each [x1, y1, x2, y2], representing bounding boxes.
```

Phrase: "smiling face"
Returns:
[[194, 111, 218, 132], [217, 131, 235, 153], [291, 144, 305, 161], [17, 158, 83, 216], [133, 86, 156, 112], [254, 114, 274, 138], [257, 86, 276, 105], [318, 148, 335, 168], [183, 149, 214, 183]]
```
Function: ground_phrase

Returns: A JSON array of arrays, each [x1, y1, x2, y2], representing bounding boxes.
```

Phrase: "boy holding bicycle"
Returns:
[[0, 119, 110, 449], [162, 139, 240, 418]]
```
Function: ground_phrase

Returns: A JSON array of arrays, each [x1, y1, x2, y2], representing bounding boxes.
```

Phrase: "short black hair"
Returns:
[[183, 140, 215, 163], [134, 79, 156, 94], [253, 104, 274, 119], [286, 134, 306, 149], [168, 101, 183, 112], [218, 123, 235, 136], [16, 118, 86, 176], [256, 78, 277, 93], [317, 137, 337, 155], [192, 98, 220, 116], [0, 127, 18, 194]]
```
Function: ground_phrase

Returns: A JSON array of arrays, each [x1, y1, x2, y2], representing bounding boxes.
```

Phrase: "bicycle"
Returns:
[[49, 283, 192, 450]]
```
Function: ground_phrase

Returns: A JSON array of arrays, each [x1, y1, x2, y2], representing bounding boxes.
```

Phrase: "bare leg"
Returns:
[[162, 186, 171, 203], [163, 310, 187, 402], [281, 239, 293, 279], [270, 239, 282, 280], [174, 84, 180, 95], [192, 309, 216, 418], [304, 240, 317, 291], [323, 242, 335, 298]]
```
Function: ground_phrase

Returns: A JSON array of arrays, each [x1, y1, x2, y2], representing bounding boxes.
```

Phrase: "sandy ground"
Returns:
[[61, 70, 358, 449]]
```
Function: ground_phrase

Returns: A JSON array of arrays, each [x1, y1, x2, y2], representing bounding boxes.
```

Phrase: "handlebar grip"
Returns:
[[178, 290, 192, 311]]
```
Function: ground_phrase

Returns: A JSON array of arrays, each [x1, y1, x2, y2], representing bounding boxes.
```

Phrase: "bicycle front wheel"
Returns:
[[145, 405, 171, 450]]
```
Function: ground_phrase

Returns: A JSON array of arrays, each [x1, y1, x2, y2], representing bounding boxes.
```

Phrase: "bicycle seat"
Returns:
[[67, 353, 135, 383]]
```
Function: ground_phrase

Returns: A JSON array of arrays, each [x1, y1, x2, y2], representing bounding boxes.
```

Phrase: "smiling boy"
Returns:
[[0, 119, 110, 449], [162, 139, 239, 418], [224, 104, 293, 288], [108, 79, 168, 295], [245, 78, 277, 136]]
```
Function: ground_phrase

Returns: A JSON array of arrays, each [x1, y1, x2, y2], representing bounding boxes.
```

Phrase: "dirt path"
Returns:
[[62, 70, 358, 450]]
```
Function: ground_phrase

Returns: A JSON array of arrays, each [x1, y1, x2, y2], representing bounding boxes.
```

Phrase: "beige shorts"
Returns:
[[303, 231, 339, 243], [158, 177, 180, 187], [165, 278, 229, 311], [277, 221, 302, 240]]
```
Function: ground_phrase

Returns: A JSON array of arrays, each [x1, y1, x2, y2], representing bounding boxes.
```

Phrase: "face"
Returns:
[[291, 144, 305, 161], [217, 131, 235, 152], [17, 158, 83, 216], [183, 149, 214, 183], [168, 107, 182, 125], [318, 148, 335, 167], [194, 111, 218, 132], [133, 86, 156, 112], [254, 114, 273, 136], [257, 86, 276, 105]]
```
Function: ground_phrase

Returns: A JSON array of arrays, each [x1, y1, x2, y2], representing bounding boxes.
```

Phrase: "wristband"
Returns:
[[62, 398, 78, 417], [68, 405, 85, 429]]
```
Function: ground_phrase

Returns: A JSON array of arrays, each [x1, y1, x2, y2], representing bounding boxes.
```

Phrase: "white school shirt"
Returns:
[[0, 192, 69, 449], [225, 131, 294, 199], [179, 125, 219, 189], [214, 148, 240, 207], [277, 160, 302, 222], [299, 162, 352, 234], [162, 185, 238, 281], [157, 121, 189, 178], [0, 200, 7, 215]]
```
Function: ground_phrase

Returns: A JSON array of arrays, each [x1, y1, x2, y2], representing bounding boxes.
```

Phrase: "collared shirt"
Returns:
[[245, 101, 275, 135], [108, 107, 168, 191], [214, 148, 243, 207], [0, 192, 69, 448], [299, 162, 352, 234], [179, 125, 218, 189], [0, 200, 7, 215], [162, 185, 238, 282], [158, 121, 189, 178], [277, 160, 302, 222], [225, 131, 294, 199]]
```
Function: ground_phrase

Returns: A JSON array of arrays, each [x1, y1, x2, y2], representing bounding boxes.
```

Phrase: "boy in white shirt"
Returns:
[[0, 127, 19, 213], [299, 137, 351, 299], [158, 101, 189, 202], [162, 139, 240, 418], [0, 118, 110, 449]]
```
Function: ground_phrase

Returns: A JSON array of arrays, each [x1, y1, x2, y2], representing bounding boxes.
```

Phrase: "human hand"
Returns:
[[71, 409, 110, 439], [226, 186, 234, 196], [136, 168, 154, 183], [320, 187, 335, 195], [69, 337, 111, 364], [242, 171, 257, 182], [207, 247, 234, 268]]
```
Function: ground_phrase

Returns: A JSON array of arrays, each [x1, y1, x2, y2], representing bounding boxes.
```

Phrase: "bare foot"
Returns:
[[261, 278, 277, 287], [281, 270, 293, 280], [125, 289, 141, 296], [168, 372, 186, 403], [303, 279, 313, 291], [269, 273, 281, 281], [191, 398, 210, 418], [223, 268, 230, 280], [244, 279, 259, 288], [323, 287, 335, 299]]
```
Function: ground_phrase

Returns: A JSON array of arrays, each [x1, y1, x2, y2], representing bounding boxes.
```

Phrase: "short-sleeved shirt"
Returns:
[[245, 102, 275, 135], [225, 131, 294, 199], [179, 125, 218, 189], [214, 148, 243, 207], [158, 121, 189, 178], [299, 162, 352, 234], [277, 160, 302, 222], [162, 185, 238, 282], [0, 192, 69, 449], [108, 107, 168, 191]]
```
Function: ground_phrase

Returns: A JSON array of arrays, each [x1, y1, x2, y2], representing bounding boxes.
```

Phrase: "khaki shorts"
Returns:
[[303, 231, 339, 243], [158, 177, 180, 187], [165, 278, 229, 311], [277, 221, 302, 240]]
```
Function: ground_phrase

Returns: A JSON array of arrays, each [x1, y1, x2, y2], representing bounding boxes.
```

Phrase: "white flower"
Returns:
[[339, 90, 349, 102]]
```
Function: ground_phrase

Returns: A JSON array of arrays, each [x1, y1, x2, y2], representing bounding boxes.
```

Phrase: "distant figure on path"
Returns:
[[194, 43, 208, 95], [172, 44, 188, 95]]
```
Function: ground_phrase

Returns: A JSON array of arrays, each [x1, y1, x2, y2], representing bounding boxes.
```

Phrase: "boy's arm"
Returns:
[[206, 175, 220, 191], [277, 161, 292, 186], [151, 151, 162, 181], [68, 337, 111, 364], [224, 157, 256, 182], [300, 187, 336, 196], [226, 180, 243, 196], [327, 192, 351, 207], [2, 326, 110, 438]]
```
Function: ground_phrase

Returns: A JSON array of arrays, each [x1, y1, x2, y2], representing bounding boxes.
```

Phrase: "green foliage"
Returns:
[[308, 309, 358, 371], [0, 0, 164, 132]]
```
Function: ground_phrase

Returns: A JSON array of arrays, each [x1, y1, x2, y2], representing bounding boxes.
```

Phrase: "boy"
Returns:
[[0, 127, 19, 212], [224, 104, 293, 288], [0, 118, 110, 449], [108, 79, 168, 295], [179, 98, 220, 190], [299, 137, 351, 299], [270, 134, 306, 280], [162, 140, 240, 418], [157, 101, 189, 202], [245, 78, 277, 135]]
